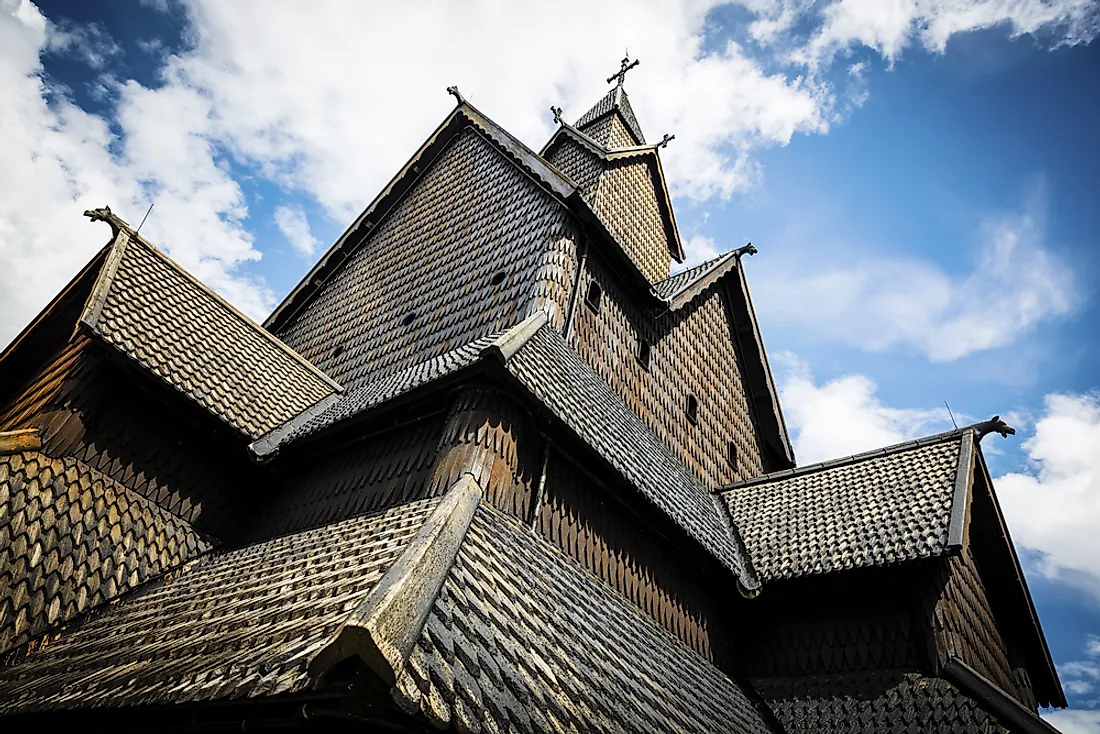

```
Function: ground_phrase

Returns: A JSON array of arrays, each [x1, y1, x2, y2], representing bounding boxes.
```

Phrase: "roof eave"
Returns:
[[973, 443, 1067, 708]]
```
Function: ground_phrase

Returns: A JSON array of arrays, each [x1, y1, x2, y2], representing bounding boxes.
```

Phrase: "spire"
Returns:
[[574, 54, 646, 147]]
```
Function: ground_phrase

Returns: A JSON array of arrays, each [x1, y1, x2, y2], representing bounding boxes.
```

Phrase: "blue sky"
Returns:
[[3, 1, 1099, 729]]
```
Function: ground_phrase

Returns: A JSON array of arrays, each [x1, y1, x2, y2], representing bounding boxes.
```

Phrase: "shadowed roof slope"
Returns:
[[506, 324, 761, 594], [0, 497, 437, 712], [720, 431, 968, 582], [394, 502, 777, 734], [79, 210, 340, 438]]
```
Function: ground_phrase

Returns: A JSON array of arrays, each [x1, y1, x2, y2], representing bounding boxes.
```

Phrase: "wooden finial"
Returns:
[[606, 55, 640, 87], [658, 133, 675, 149], [446, 85, 465, 105], [551, 106, 564, 125], [972, 416, 1016, 441], [83, 205, 133, 238], [733, 242, 758, 258]]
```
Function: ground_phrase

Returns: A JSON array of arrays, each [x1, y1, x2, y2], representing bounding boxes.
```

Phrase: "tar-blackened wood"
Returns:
[[535, 450, 721, 658], [569, 251, 769, 488], [429, 386, 540, 521], [275, 128, 578, 392], [734, 564, 929, 679], [1, 335, 255, 540], [248, 415, 446, 542]]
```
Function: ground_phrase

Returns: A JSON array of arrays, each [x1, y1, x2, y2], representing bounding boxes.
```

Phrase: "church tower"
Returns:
[[0, 58, 1066, 733]]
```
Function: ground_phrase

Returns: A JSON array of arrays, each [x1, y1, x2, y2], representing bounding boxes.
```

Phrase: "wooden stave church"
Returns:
[[0, 63, 1066, 733]]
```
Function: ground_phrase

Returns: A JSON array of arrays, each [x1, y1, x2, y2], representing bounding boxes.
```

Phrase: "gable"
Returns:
[[594, 156, 673, 281], [273, 126, 575, 391]]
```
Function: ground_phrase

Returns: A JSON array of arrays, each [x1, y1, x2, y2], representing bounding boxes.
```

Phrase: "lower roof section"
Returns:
[[0, 476, 773, 733], [754, 667, 1057, 734], [0, 497, 436, 711], [721, 430, 968, 582], [395, 502, 776, 734]]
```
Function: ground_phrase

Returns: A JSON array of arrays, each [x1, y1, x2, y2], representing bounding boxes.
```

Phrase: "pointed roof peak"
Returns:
[[574, 55, 647, 147]]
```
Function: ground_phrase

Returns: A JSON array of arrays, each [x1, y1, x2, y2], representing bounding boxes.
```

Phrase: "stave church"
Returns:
[[0, 58, 1066, 732]]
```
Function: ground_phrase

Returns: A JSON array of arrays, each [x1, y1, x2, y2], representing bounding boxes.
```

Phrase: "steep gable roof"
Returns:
[[75, 209, 340, 439], [542, 122, 684, 265], [575, 84, 646, 145]]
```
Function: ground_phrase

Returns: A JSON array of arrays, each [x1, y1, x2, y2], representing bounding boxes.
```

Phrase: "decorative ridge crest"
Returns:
[[308, 474, 484, 685]]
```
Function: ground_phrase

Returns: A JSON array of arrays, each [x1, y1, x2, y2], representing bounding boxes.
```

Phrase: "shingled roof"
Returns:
[[1, 476, 775, 733], [720, 430, 970, 582], [0, 496, 438, 711], [77, 209, 340, 439], [252, 313, 762, 595]]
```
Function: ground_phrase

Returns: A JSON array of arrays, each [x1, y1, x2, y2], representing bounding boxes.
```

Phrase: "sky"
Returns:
[[1, 0, 1098, 728]]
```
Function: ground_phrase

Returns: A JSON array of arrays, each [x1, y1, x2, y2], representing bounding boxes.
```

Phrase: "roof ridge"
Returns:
[[308, 474, 483, 685], [480, 310, 549, 363], [0, 428, 42, 456], [82, 209, 343, 393], [719, 427, 970, 494]]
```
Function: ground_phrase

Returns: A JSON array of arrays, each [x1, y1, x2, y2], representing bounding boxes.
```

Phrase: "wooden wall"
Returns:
[[1, 335, 255, 541], [533, 449, 723, 659], [734, 566, 930, 679], [274, 127, 578, 391], [569, 253, 769, 487]]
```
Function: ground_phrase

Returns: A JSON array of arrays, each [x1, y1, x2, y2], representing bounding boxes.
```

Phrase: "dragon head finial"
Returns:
[[972, 415, 1016, 441]]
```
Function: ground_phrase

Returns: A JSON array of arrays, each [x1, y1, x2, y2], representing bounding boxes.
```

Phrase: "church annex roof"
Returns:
[[77, 209, 341, 439], [1, 477, 776, 734], [253, 312, 762, 595], [720, 429, 970, 582]]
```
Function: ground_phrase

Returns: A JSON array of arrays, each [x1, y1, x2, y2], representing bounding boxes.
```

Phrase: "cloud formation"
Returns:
[[776, 354, 950, 463], [996, 392, 1100, 597], [1, 0, 1096, 346], [752, 187, 1077, 361], [273, 205, 320, 258]]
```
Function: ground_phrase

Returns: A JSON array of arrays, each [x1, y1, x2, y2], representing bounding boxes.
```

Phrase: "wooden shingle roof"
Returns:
[[0, 477, 776, 733], [78, 210, 340, 439], [720, 430, 969, 582]]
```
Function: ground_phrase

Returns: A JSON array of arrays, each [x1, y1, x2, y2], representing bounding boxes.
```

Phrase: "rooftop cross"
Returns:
[[606, 55, 640, 87]]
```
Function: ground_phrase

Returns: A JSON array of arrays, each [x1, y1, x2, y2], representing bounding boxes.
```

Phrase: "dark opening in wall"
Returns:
[[686, 394, 698, 425], [584, 281, 603, 314], [728, 441, 738, 468], [637, 340, 651, 370], [490, 271, 506, 286], [401, 312, 418, 327], [331, 343, 345, 358]]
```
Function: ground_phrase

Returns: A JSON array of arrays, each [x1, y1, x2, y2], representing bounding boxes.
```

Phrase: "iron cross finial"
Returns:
[[658, 133, 675, 149], [607, 55, 640, 87], [551, 106, 564, 125]]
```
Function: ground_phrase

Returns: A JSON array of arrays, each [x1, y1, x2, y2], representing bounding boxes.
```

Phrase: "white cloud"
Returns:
[[1049, 634, 1100, 719], [0, 0, 272, 347], [1044, 709, 1100, 734], [273, 205, 319, 258], [776, 354, 950, 463], [751, 186, 1077, 362], [996, 393, 1100, 596], [680, 234, 723, 269], [793, 0, 1100, 67]]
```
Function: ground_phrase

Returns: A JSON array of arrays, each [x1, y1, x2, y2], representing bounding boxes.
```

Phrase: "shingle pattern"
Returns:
[[256, 330, 505, 454], [0, 498, 436, 712], [575, 86, 645, 145], [394, 504, 776, 734], [654, 252, 735, 299], [0, 450, 209, 654], [722, 434, 963, 581], [754, 670, 1008, 733], [90, 238, 336, 438], [507, 326, 759, 591], [274, 127, 573, 392]]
